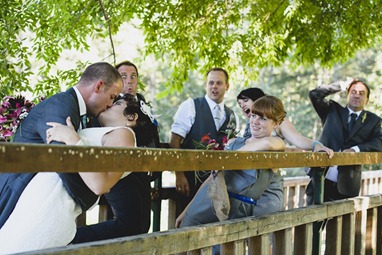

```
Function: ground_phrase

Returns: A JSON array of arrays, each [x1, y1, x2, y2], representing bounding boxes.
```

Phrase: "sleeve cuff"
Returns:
[[351, 146, 360, 152], [312, 141, 322, 151]]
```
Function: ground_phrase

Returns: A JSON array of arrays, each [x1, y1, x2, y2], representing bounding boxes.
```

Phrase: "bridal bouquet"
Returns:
[[0, 95, 35, 142], [192, 129, 237, 151], [192, 133, 226, 150], [193, 131, 238, 221]]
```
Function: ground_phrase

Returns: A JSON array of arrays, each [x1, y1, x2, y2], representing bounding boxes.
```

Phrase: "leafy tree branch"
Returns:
[[1, 0, 382, 98]]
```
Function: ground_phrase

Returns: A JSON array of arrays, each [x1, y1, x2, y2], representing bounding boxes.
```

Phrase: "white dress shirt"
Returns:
[[171, 95, 239, 138], [73, 87, 87, 131]]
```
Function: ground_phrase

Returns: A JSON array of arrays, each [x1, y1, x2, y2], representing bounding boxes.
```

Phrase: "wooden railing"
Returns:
[[154, 170, 382, 230], [0, 143, 382, 254], [283, 170, 382, 210], [24, 194, 382, 255]]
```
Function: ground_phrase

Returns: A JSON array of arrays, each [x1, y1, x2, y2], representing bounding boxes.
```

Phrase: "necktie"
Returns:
[[80, 114, 87, 129], [213, 105, 223, 130], [348, 113, 357, 133]]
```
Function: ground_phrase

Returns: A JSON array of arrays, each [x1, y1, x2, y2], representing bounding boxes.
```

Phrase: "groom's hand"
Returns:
[[46, 117, 80, 145]]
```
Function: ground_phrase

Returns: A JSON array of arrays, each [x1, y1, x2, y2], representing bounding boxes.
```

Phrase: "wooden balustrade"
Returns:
[[1, 142, 382, 254], [22, 194, 382, 255], [159, 171, 382, 230], [282, 170, 382, 211]]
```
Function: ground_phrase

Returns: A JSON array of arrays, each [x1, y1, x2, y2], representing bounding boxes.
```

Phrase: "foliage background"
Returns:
[[1, 1, 381, 174]]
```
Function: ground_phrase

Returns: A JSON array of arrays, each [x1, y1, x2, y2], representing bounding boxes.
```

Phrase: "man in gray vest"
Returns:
[[170, 67, 238, 216]]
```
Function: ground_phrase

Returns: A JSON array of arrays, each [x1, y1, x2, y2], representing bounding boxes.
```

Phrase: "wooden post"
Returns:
[[312, 167, 325, 255]]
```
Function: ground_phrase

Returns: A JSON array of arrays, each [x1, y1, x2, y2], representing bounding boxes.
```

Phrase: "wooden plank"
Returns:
[[299, 185, 307, 207], [341, 213, 355, 255], [248, 234, 270, 255], [366, 208, 377, 255], [355, 210, 367, 255], [221, 240, 245, 255], [274, 228, 292, 255], [168, 200, 176, 230], [1, 143, 381, 173], [22, 195, 382, 255], [325, 216, 342, 255], [286, 186, 296, 210], [294, 223, 313, 255], [221, 241, 234, 255], [283, 176, 310, 186], [377, 207, 382, 255]]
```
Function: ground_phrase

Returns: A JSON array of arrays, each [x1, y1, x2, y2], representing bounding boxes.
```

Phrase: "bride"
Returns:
[[0, 94, 155, 253]]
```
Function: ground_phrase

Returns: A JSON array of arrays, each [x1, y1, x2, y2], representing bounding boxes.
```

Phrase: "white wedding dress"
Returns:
[[0, 127, 134, 254]]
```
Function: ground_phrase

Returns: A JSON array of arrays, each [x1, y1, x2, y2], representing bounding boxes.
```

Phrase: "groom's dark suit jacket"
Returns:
[[309, 83, 382, 197], [0, 88, 98, 228]]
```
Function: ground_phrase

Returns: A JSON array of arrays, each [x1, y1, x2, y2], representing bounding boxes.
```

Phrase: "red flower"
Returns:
[[201, 134, 212, 143], [193, 134, 227, 150], [221, 136, 228, 146]]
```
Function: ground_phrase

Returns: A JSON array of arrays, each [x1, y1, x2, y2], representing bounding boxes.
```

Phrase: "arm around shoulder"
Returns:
[[279, 118, 313, 150]]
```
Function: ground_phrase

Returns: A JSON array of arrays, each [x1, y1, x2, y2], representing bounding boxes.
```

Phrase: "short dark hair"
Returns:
[[237, 87, 266, 102], [347, 78, 370, 99], [115, 60, 139, 77], [206, 67, 229, 83], [79, 62, 122, 89]]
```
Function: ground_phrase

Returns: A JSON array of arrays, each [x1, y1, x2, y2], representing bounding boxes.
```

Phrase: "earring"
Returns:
[[127, 114, 135, 121]]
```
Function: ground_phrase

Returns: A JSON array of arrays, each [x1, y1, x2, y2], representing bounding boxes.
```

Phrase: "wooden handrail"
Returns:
[[1, 143, 381, 172], [22, 194, 382, 255], [2, 143, 382, 254]]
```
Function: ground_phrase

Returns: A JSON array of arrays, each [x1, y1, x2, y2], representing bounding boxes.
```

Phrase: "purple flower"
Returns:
[[0, 116, 7, 124], [0, 95, 37, 142]]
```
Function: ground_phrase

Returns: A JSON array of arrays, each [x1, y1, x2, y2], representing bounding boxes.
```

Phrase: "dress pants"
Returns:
[[306, 175, 350, 205]]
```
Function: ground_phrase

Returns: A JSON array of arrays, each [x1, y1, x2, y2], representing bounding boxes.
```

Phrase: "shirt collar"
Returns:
[[347, 107, 362, 118], [73, 86, 87, 116], [205, 95, 224, 111]]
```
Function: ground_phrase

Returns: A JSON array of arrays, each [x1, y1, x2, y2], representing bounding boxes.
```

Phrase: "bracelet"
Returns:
[[312, 141, 322, 151]]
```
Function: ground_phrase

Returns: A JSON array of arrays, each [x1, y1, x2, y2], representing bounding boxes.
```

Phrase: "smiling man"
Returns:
[[307, 78, 382, 204], [170, 67, 239, 216]]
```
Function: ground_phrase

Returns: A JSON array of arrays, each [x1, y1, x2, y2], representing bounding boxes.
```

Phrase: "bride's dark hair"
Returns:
[[118, 93, 160, 147]]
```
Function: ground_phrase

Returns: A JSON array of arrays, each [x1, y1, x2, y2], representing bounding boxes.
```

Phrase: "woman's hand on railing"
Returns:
[[313, 142, 334, 158]]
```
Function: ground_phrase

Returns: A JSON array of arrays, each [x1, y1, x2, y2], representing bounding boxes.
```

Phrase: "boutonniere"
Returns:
[[362, 113, 367, 123], [226, 112, 236, 130]]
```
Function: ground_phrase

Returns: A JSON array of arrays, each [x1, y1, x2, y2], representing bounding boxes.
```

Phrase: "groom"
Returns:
[[0, 62, 123, 227]]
